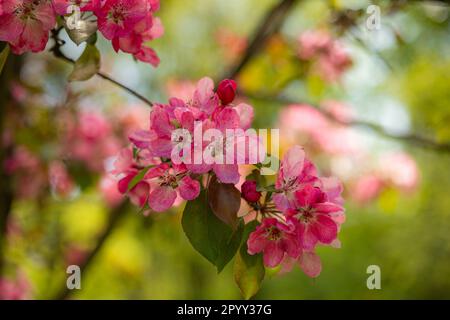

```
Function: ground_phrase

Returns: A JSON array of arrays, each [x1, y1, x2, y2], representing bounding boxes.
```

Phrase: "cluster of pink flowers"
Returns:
[[0, 0, 162, 65], [298, 30, 352, 82], [114, 77, 255, 212], [244, 146, 345, 277]]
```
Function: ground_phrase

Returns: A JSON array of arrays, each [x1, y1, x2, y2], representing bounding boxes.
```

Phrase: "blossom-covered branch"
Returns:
[[240, 90, 450, 153]]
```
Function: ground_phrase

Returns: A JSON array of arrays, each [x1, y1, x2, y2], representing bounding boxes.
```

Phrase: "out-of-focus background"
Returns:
[[1, 0, 450, 299]]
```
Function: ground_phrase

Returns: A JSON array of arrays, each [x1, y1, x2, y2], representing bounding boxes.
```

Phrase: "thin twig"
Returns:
[[51, 30, 153, 107], [223, 0, 300, 80]]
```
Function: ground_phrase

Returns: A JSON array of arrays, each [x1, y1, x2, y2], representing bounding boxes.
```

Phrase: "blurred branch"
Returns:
[[223, 0, 300, 80], [0, 53, 22, 276], [241, 90, 450, 153], [50, 30, 154, 107], [52, 200, 129, 300]]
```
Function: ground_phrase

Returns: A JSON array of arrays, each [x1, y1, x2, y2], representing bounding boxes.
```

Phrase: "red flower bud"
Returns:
[[217, 79, 237, 105], [241, 180, 262, 203]]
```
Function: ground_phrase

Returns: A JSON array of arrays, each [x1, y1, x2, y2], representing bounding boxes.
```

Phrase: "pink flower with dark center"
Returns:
[[144, 163, 200, 212], [0, 0, 56, 54], [287, 184, 343, 250], [247, 218, 301, 268]]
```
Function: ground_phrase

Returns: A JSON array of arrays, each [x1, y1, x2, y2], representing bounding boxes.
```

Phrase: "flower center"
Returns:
[[265, 226, 282, 241]]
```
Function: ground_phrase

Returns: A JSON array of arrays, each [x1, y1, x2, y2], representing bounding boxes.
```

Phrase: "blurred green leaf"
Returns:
[[69, 44, 100, 82], [234, 221, 265, 300], [182, 189, 244, 273]]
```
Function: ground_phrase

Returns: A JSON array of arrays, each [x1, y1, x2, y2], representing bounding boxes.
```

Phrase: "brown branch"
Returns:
[[241, 90, 450, 153], [52, 200, 129, 300], [223, 0, 300, 80]]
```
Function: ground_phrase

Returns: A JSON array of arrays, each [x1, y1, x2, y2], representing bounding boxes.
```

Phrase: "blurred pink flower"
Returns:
[[0, 274, 30, 300], [379, 152, 420, 192], [215, 28, 248, 63], [298, 30, 352, 82], [352, 174, 384, 204]]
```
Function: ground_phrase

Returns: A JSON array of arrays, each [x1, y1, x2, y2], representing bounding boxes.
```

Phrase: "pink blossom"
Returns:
[[298, 30, 352, 82], [128, 77, 256, 185], [278, 104, 361, 155], [379, 152, 419, 192], [286, 184, 344, 250], [247, 218, 301, 268], [0, 0, 56, 54], [352, 174, 384, 205], [144, 163, 200, 212], [273, 145, 318, 211], [95, 0, 162, 66]]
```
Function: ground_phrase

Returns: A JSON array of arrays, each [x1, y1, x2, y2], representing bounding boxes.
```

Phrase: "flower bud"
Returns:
[[217, 79, 237, 105], [241, 180, 262, 203]]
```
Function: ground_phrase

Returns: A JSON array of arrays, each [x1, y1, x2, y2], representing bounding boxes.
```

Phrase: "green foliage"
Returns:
[[182, 189, 244, 273], [234, 221, 265, 300], [69, 44, 100, 82]]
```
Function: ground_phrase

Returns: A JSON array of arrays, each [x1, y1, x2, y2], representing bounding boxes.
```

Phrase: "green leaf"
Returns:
[[0, 44, 10, 76], [182, 190, 244, 273], [234, 221, 265, 300], [127, 166, 152, 192], [207, 175, 241, 229], [68, 44, 100, 82]]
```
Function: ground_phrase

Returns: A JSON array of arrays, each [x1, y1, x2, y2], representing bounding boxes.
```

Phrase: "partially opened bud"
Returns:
[[241, 180, 262, 203], [217, 79, 237, 105]]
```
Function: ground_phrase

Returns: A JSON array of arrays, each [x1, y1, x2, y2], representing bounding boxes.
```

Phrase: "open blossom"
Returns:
[[95, 0, 163, 66], [286, 184, 344, 250], [0, 0, 56, 54], [144, 163, 200, 212], [247, 218, 301, 268], [245, 146, 345, 277]]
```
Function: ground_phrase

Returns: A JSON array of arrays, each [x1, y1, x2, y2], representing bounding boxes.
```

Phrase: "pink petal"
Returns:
[[213, 164, 240, 184], [129, 181, 150, 208], [235, 103, 254, 130], [299, 251, 322, 278], [263, 241, 284, 268], [282, 145, 306, 181], [148, 185, 177, 212], [311, 214, 338, 244], [129, 130, 155, 148], [178, 176, 200, 200]]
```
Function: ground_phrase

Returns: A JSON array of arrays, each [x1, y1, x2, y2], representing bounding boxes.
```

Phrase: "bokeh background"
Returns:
[[1, 0, 450, 299]]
